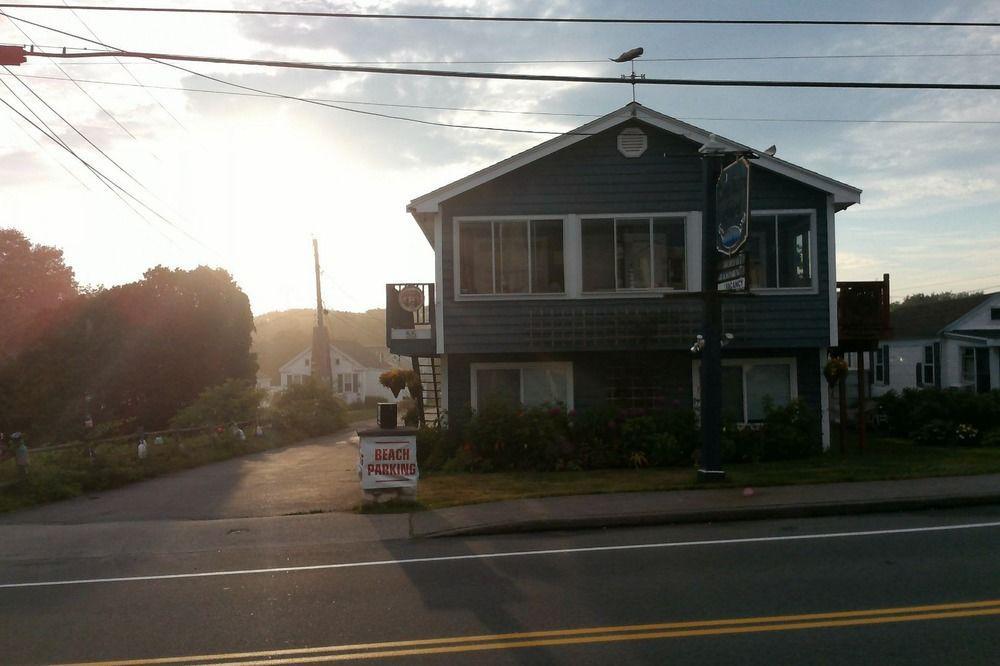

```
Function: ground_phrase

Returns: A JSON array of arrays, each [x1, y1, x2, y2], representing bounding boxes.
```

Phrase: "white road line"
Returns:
[[2, 520, 998, 590]]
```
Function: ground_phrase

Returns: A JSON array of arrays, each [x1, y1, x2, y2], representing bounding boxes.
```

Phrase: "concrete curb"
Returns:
[[415, 492, 1000, 538]]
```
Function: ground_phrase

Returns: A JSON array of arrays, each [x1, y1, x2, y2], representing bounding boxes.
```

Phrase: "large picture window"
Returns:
[[582, 216, 686, 291], [458, 219, 564, 295], [696, 359, 796, 423], [471, 362, 573, 410], [746, 213, 813, 289]]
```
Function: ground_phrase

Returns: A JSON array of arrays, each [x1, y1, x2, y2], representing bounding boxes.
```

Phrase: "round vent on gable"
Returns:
[[617, 127, 647, 158]]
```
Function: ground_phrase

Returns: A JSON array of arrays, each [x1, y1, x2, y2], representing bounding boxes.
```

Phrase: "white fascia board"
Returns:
[[407, 103, 862, 217], [941, 293, 1000, 333], [278, 346, 312, 374]]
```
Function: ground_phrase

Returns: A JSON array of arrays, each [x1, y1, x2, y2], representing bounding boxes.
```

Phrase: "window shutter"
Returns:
[[933, 342, 942, 388], [883, 346, 890, 386]]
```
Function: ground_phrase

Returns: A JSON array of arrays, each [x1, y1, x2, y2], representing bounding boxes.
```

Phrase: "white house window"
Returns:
[[874, 347, 886, 383], [471, 362, 573, 410], [458, 219, 564, 295], [921, 345, 936, 385], [702, 359, 796, 423], [746, 213, 813, 289], [581, 216, 686, 291], [337, 373, 358, 393], [961, 347, 976, 384]]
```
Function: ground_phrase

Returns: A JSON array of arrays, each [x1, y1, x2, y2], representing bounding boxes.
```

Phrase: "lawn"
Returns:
[[411, 436, 1000, 510]]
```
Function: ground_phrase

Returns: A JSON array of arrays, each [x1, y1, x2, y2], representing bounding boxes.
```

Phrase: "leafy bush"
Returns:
[[270, 380, 346, 437], [170, 379, 265, 429], [877, 388, 1000, 438], [758, 399, 821, 461], [981, 428, 1000, 448], [912, 419, 957, 447]]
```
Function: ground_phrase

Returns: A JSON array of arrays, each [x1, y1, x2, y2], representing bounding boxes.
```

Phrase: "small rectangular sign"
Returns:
[[359, 436, 419, 489], [718, 277, 747, 292], [718, 254, 746, 271]]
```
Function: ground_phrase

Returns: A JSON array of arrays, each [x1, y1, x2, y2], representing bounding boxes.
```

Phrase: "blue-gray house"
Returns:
[[386, 102, 861, 450]]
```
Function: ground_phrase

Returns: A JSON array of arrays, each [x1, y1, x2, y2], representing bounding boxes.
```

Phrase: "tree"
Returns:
[[0, 266, 257, 440], [891, 291, 982, 311], [271, 379, 346, 437], [0, 228, 78, 361], [170, 379, 265, 430]]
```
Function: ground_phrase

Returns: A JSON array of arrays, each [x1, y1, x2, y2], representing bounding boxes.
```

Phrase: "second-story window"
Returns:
[[746, 213, 813, 289], [581, 216, 686, 291], [458, 219, 564, 295]]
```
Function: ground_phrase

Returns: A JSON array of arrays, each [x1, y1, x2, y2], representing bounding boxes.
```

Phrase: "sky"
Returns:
[[1, 0, 999, 315]]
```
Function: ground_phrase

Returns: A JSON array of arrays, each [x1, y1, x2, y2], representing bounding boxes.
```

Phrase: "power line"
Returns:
[[0, 82, 177, 245], [4, 64, 151, 192], [6, 71, 1000, 126], [2, 17, 147, 148], [28, 48, 1000, 91], [57, 0, 189, 132], [1, 4, 998, 28], [0, 12, 595, 136], [0, 90, 92, 189], [10, 44, 1000, 64], [2, 63, 216, 252]]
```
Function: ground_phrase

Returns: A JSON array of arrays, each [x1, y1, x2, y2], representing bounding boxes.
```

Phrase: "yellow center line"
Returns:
[[57, 599, 1000, 666]]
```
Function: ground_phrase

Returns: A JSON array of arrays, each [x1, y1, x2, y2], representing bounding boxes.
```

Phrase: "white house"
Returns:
[[279, 339, 402, 404], [869, 293, 1000, 396]]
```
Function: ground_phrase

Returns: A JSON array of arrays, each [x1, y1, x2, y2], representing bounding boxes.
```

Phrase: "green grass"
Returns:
[[0, 431, 298, 514], [412, 436, 1000, 510], [344, 408, 376, 425]]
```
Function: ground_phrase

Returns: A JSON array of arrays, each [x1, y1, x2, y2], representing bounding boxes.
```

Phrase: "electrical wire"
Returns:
[[2, 63, 216, 252], [0, 12, 593, 136], [5, 71, 1000, 126], [1, 5, 998, 28], [4, 64, 151, 191], [0, 90, 93, 189], [57, 0, 188, 132], [12, 44, 1000, 64], [28, 47, 1000, 91], [0, 83, 178, 245]]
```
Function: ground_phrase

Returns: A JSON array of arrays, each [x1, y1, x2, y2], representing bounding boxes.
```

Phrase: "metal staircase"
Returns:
[[412, 356, 442, 427]]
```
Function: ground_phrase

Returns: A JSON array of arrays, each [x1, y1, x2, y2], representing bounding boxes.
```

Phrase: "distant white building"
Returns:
[[865, 292, 1000, 397], [278, 340, 404, 404]]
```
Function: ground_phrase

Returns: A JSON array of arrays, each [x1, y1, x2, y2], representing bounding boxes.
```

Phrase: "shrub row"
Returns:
[[876, 388, 1000, 447], [417, 399, 821, 473]]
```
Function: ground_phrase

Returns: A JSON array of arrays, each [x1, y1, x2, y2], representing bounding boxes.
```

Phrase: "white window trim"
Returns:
[[691, 357, 798, 424], [453, 215, 569, 301], [470, 361, 574, 411], [960, 346, 977, 385], [748, 208, 819, 295], [578, 211, 700, 297]]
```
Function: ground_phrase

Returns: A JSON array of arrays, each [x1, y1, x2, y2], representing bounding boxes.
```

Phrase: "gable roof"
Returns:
[[330, 339, 391, 370], [407, 102, 862, 227], [278, 339, 391, 374], [890, 293, 995, 340]]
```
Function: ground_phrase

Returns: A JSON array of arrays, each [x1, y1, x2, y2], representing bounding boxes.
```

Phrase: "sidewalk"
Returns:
[[409, 473, 1000, 537], [2, 473, 997, 561]]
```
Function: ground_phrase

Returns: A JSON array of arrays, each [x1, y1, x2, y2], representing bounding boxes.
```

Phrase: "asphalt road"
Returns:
[[0, 423, 371, 524], [2, 506, 999, 665]]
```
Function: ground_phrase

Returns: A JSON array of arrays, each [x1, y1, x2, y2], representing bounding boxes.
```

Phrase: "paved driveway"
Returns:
[[1, 423, 372, 524]]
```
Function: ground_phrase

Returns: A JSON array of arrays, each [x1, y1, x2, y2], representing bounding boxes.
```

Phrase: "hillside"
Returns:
[[253, 308, 386, 383]]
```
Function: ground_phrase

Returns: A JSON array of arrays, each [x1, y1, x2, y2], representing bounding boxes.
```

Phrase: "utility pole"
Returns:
[[311, 239, 333, 389]]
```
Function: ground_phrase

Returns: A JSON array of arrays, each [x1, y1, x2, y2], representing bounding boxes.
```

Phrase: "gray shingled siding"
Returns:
[[446, 348, 822, 428], [439, 120, 831, 354]]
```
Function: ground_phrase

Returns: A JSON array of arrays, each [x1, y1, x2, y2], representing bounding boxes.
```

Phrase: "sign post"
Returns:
[[698, 149, 752, 481]]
